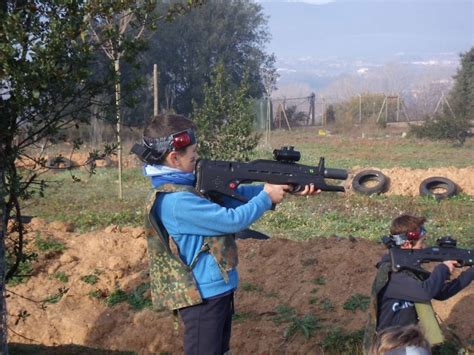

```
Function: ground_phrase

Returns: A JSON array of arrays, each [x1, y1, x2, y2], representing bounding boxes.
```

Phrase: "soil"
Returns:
[[7, 214, 474, 354]]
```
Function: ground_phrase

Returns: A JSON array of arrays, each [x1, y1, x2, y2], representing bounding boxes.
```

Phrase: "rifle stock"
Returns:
[[194, 147, 347, 202]]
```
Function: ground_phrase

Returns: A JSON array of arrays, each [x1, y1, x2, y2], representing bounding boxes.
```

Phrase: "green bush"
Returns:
[[409, 114, 471, 145]]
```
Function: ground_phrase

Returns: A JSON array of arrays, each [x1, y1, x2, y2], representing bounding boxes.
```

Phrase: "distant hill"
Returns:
[[261, 1, 473, 60]]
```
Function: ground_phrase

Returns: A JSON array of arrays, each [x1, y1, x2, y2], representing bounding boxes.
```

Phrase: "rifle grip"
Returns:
[[270, 203, 276, 211]]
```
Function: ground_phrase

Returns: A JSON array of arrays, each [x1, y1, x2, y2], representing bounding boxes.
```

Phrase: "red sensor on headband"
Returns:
[[172, 131, 192, 149], [406, 226, 427, 241]]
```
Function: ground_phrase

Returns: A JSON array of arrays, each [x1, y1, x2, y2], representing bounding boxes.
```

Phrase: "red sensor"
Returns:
[[172, 132, 191, 149]]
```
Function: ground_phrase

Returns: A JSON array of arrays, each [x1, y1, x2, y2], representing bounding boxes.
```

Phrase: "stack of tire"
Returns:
[[351, 170, 458, 200]]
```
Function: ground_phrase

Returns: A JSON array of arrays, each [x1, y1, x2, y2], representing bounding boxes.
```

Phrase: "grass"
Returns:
[[253, 192, 474, 247], [240, 282, 263, 293], [42, 287, 69, 304], [266, 128, 474, 169], [272, 305, 321, 339], [104, 284, 152, 310], [320, 328, 364, 354], [51, 271, 69, 283], [319, 298, 334, 312], [81, 274, 99, 285], [343, 294, 371, 312], [21, 133, 474, 247], [22, 168, 148, 232], [34, 233, 66, 252]]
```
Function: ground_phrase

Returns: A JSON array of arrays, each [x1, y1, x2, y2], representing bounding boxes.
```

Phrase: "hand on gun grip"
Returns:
[[264, 184, 290, 204]]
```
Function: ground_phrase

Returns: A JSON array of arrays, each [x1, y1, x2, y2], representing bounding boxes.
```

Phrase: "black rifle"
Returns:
[[390, 237, 474, 273], [194, 146, 348, 202]]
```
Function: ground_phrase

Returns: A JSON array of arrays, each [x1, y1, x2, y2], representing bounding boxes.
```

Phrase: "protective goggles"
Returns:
[[406, 226, 427, 241], [391, 226, 427, 245], [143, 129, 197, 155]]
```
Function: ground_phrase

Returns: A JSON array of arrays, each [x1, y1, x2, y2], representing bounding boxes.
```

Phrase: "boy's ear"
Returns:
[[165, 151, 180, 168]]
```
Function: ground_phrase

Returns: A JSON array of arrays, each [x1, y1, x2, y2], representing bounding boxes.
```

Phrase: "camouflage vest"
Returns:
[[363, 261, 443, 354], [363, 261, 392, 353], [145, 183, 238, 311]]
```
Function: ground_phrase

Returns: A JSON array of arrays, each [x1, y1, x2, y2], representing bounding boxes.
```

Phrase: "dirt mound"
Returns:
[[7, 221, 474, 354]]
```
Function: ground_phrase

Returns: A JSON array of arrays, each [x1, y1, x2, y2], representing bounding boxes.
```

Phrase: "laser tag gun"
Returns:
[[390, 236, 474, 273], [194, 146, 348, 202]]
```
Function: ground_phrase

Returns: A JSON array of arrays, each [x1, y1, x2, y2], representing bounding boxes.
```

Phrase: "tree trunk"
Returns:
[[114, 58, 123, 200], [0, 148, 8, 354]]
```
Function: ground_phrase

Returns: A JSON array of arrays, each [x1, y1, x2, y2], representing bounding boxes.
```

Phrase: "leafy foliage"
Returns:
[[140, 0, 274, 116], [409, 113, 471, 145], [410, 48, 473, 145], [284, 105, 308, 127], [334, 93, 387, 124], [449, 47, 474, 120], [0, 0, 110, 286], [193, 64, 261, 160], [34, 234, 66, 252], [105, 284, 152, 310]]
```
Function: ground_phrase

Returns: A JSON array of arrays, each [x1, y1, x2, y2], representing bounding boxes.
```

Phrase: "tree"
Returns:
[[0, 1, 111, 350], [86, 0, 204, 198], [192, 64, 260, 161], [87, 0, 154, 200], [410, 48, 473, 145], [140, 0, 274, 117], [449, 47, 474, 119]]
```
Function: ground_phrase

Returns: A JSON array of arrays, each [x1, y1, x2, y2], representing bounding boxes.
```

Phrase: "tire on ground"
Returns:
[[419, 176, 457, 200], [352, 169, 389, 195], [47, 156, 72, 170]]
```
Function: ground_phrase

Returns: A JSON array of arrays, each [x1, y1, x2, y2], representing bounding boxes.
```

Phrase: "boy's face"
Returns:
[[175, 144, 198, 173], [411, 236, 427, 249]]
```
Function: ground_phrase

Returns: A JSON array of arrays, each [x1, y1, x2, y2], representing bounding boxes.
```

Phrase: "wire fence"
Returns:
[[253, 91, 456, 131]]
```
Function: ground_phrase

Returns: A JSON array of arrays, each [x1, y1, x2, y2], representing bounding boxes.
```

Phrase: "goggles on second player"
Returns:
[[406, 226, 427, 241]]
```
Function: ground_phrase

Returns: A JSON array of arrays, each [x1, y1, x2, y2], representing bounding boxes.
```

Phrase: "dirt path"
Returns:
[[7, 219, 474, 354]]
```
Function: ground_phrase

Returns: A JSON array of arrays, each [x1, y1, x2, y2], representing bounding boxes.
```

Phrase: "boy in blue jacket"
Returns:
[[139, 114, 318, 355]]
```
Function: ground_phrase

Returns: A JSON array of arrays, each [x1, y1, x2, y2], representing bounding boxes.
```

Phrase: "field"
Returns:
[[7, 127, 474, 354]]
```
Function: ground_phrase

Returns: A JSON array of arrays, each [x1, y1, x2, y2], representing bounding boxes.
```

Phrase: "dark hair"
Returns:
[[390, 214, 426, 236], [143, 114, 196, 140], [142, 114, 197, 163]]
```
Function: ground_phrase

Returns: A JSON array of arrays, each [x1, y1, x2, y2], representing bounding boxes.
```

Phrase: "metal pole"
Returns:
[[153, 64, 158, 116], [358, 94, 362, 124], [396, 95, 400, 122]]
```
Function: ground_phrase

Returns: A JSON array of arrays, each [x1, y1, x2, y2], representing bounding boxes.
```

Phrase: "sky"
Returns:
[[258, 0, 474, 60]]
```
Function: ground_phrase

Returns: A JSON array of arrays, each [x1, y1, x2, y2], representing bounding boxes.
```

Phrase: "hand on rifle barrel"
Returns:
[[264, 183, 320, 204], [292, 183, 321, 196]]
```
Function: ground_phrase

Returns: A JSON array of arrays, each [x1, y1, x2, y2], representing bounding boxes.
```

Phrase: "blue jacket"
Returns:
[[154, 185, 272, 299]]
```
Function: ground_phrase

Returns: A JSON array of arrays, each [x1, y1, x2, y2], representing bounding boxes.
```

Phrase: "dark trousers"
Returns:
[[179, 292, 234, 355]]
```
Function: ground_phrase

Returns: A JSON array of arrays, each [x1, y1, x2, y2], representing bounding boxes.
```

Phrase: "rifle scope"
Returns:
[[273, 146, 300, 162]]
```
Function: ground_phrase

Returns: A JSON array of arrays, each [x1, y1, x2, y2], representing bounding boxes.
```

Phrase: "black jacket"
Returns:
[[376, 253, 474, 331]]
